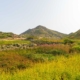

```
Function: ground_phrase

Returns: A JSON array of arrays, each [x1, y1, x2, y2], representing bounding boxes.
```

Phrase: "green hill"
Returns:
[[0, 31, 19, 39], [68, 29, 80, 39], [20, 25, 67, 39]]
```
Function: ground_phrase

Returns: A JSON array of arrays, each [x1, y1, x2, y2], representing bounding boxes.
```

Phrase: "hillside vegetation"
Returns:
[[68, 29, 80, 39], [0, 54, 80, 80], [1, 25, 80, 40], [20, 25, 67, 39], [1, 26, 80, 80], [0, 32, 20, 39]]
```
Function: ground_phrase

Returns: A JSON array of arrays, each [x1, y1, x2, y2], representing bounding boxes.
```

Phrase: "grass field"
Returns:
[[0, 40, 30, 45], [0, 39, 80, 80], [0, 54, 80, 80]]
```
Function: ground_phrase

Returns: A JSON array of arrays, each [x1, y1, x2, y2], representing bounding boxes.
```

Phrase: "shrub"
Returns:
[[75, 75, 80, 80], [50, 49, 66, 55], [13, 44, 20, 47], [61, 72, 71, 80], [63, 39, 74, 45], [17, 64, 27, 70], [72, 45, 80, 52]]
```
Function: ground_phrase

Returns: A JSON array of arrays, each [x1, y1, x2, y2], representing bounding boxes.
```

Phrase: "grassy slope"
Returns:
[[0, 32, 19, 39], [21, 25, 67, 39], [68, 30, 80, 39], [0, 54, 80, 80]]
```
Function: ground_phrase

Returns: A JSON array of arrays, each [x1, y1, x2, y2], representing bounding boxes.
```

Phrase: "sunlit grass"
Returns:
[[0, 40, 30, 45], [0, 39, 80, 80], [0, 53, 80, 80]]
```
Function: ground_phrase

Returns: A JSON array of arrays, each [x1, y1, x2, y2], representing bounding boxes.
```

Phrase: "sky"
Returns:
[[0, 0, 80, 34]]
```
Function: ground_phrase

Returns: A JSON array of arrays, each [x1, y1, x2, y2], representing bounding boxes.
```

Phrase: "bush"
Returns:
[[13, 44, 20, 47], [50, 49, 66, 55], [61, 72, 71, 80], [17, 64, 27, 69], [75, 75, 80, 80], [63, 39, 74, 44], [72, 45, 80, 52]]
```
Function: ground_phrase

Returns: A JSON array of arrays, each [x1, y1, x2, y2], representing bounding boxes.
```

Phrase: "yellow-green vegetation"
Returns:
[[0, 54, 80, 80], [21, 25, 67, 39], [0, 32, 15, 38], [0, 40, 30, 45], [0, 39, 80, 80]]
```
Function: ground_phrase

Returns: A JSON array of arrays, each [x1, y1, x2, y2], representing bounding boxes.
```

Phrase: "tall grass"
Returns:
[[0, 40, 30, 45], [0, 39, 80, 80], [0, 54, 80, 80]]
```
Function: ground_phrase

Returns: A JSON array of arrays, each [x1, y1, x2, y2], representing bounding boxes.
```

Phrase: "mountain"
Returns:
[[0, 31, 20, 39], [68, 29, 80, 39], [20, 25, 67, 39]]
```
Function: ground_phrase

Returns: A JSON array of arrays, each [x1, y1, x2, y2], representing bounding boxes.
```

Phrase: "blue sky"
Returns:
[[0, 0, 80, 34]]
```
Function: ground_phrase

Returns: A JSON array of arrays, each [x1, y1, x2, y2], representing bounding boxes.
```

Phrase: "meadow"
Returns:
[[0, 39, 80, 80]]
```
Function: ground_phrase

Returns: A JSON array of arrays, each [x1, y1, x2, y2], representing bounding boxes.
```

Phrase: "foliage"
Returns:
[[0, 39, 80, 79], [72, 45, 80, 52], [68, 29, 80, 39], [0, 54, 80, 80], [0, 40, 30, 45], [63, 38, 74, 44], [0, 32, 19, 39], [21, 25, 67, 39], [26, 36, 38, 41]]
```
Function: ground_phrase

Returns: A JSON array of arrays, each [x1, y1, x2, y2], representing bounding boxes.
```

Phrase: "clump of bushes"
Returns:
[[61, 72, 71, 80], [49, 49, 66, 55], [63, 39, 74, 45], [72, 45, 80, 53], [35, 44, 70, 54], [75, 75, 80, 80]]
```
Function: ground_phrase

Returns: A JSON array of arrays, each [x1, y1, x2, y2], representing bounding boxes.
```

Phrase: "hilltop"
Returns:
[[20, 25, 67, 39], [1, 25, 80, 40], [0, 31, 20, 39]]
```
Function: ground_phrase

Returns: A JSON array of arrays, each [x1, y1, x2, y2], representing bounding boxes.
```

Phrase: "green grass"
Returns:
[[0, 40, 31, 45], [0, 48, 57, 74], [0, 39, 80, 80], [0, 54, 80, 80]]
